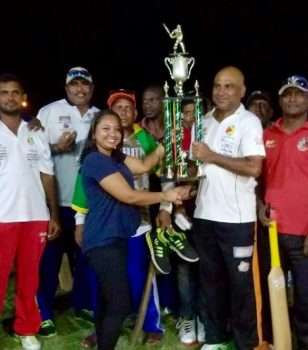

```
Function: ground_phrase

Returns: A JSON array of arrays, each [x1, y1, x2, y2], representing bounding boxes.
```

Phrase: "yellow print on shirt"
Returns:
[[225, 125, 235, 135]]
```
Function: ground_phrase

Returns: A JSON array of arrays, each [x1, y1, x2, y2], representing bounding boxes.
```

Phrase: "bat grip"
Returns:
[[269, 220, 281, 268]]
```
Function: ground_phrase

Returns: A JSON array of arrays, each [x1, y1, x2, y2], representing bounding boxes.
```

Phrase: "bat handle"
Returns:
[[269, 220, 281, 268]]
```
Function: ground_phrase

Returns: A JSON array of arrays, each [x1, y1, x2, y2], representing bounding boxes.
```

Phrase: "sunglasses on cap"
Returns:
[[282, 75, 308, 90], [67, 70, 91, 79]]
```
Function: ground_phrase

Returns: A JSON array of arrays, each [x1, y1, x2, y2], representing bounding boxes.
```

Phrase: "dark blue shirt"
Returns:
[[81, 151, 140, 252]]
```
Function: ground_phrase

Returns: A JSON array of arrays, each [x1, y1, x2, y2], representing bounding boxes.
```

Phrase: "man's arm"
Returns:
[[27, 117, 44, 131], [40, 173, 61, 240], [192, 141, 263, 178]]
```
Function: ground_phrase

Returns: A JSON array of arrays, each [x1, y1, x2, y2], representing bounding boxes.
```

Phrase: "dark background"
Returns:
[[0, 0, 307, 115]]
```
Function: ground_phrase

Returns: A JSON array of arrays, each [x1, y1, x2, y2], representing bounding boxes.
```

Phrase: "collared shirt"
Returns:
[[37, 99, 99, 206], [0, 120, 53, 222], [194, 104, 265, 223], [263, 118, 308, 235]]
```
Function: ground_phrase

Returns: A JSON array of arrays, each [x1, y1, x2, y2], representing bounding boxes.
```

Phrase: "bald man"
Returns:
[[191, 67, 266, 350]]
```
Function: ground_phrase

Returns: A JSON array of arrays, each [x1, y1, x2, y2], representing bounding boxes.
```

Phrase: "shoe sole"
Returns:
[[180, 339, 198, 346], [146, 233, 170, 274], [170, 245, 199, 262]]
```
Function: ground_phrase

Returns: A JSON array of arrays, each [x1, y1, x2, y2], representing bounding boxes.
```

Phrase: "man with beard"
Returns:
[[0, 73, 60, 350], [141, 85, 165, 142]]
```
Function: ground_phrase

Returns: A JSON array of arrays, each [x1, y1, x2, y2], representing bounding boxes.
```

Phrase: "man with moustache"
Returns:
[[36, 67, 99, 336], [259, 75, 308, 350], [0, 73, 60, 350], [191, 67, 266, 350], [141, 85, 165, 142]]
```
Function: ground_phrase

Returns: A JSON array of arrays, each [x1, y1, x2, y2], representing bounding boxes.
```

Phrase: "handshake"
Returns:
[[161, 185, 192, 205]]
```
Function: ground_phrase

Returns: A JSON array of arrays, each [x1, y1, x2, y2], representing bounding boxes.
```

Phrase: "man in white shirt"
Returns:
[[0, 73, 60, 350], [191, 67, 266, 350], [36, 67, 99, 336]]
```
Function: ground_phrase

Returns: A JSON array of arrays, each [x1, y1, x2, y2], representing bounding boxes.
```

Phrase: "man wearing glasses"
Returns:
[[258, 75, 308, 350], [36, 67, 99, 336]]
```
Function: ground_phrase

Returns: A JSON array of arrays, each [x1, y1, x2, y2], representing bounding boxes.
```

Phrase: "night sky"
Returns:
[[1, 0, 307, 115]]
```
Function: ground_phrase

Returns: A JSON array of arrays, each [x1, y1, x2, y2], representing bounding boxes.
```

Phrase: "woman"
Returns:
[[80, 109, 184, 350]]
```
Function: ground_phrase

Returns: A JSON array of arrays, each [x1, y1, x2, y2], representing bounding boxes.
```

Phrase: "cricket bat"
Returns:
[[268, 220, 292, 350], [131, 261, 155, 345]]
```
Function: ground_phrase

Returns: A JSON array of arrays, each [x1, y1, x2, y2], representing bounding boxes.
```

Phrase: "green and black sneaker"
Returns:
[[146, 228, 171, 274], [166, 228, 199, 262], [38, 319, 56, 337], [75, 309, 95, 326]]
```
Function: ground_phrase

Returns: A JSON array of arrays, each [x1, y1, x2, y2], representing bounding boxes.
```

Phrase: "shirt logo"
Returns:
[[265, 139, 276, 148], [59, 116, 72, 129], [297, 137, 308, 152], [225, 125, 235, 135], [27, 137, 34, 145]]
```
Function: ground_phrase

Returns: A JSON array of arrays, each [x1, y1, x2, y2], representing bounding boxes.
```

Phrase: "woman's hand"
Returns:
[[161, 186, 191, 205]]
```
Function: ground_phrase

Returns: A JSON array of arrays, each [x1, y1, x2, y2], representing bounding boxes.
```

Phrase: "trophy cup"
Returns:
[[162, 24, 203, 181]]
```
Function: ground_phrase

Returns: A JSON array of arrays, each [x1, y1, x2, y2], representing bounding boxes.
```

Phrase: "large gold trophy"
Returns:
[[162, 24, 203, 180]]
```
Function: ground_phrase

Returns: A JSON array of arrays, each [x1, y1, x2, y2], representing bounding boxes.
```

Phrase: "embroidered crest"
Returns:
[[27, 137, 34, 145], [297, 137, 308, 152]]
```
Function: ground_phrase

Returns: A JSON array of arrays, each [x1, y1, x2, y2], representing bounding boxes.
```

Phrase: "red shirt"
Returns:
[[262, 118, 308, 236], [182, 127, 192, 152]]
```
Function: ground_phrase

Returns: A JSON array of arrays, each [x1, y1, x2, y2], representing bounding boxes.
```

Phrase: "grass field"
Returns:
[[0, 276, 202, 350]]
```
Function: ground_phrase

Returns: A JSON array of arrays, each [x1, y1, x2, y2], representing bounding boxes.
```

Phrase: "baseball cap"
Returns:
[[66, 67, 93, 84], [246, 90, 271, 108], [107, 89, 136, 108], [278, 75, 308, 95]]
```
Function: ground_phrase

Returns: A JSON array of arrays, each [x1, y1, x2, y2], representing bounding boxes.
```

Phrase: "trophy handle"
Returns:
[[164, 58, 174, 79], [187, 57, 195, 79]]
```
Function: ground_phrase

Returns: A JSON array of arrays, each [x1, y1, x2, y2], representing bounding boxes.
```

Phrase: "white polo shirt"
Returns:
[[194, 104, 265, 223], [0, 120, 54, 223], [37, 99, 99, 206]]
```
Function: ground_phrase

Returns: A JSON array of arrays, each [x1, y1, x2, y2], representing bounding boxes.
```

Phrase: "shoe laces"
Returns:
[[156, 228, 169, 245], [167, 229, 186, 250], [176, 318, 194, 334], [41, 320, 54, 328]]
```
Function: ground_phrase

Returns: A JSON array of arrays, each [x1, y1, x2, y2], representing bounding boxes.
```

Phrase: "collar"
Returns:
[[65, 98, 93, 112]]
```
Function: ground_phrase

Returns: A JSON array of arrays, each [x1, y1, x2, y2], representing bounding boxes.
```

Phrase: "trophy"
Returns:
[[162, 24, 203, 181]]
